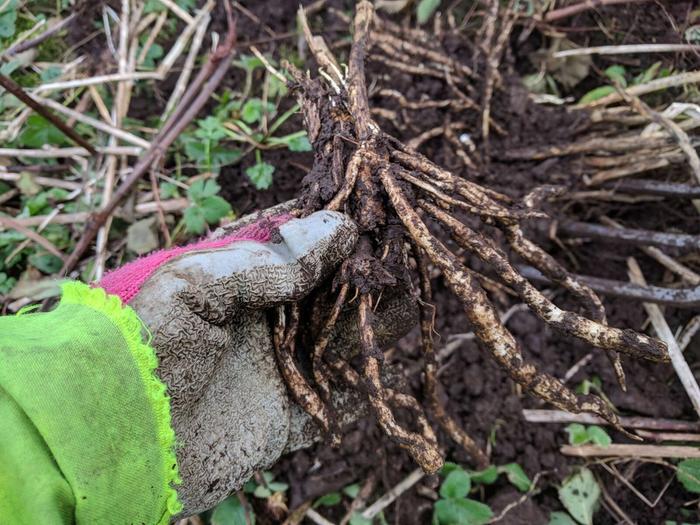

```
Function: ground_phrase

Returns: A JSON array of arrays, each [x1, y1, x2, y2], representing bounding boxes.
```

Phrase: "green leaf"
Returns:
[[268, 74, 288, 98], [440, 462, 462, 476], [211, 495, 255, 525], [234, 54, 264, 73], [434, 498, 493, 525], [470, 466, 499, 485], [416, 0, 440, 25], [141, 42, 164, 68], [286, 133, 312, 152], [349, 514, 372, 525], [28, 252, 62, 274], [548, 512, 578, 525], [253, 485, 272, 498], [565, 423, 590, 446], [200, 195, 232, 224], [40, 66, 63, 82], [558, 467, 600, 525], [194, 116, 228, 141], [343, 483, 361, 498], [160, 182, 179, 199], [19, 115, 70, 148], [183, 206, 206, 234], [0, 230, 25, 248], [0, 2, 17, 39], [499, 463, 531, 492], [267, 481, 288, 493], [17, 172, 41, 196], [634, 61, 662, 85], [0, 58, 21, 78], [182, 138, 208, 165], [677, 459, 700, 493], [578, 86, 615, 105], [586, 426, 611, 447], [0, 272, 17, 295], [209, 145, 242, 171], [144, 0, 195, 14], [440, 469, 471, 499], [188, 179, 221, 202], [604, 65, 627, 87], [314, 492, 342, 508], [245, 162, 275, 190], [241, 98, 276, 124], [686, 24, 700, 43]]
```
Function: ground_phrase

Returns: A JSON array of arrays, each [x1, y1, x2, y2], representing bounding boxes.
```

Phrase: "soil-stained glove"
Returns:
[[100, 211, 359, 516]]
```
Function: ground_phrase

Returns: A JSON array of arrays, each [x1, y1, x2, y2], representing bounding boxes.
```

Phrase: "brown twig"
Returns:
[[2, 14, 77, 56], [0, 215, 66, 261], [543, 0, 652, 22], [0, 74, 96, 155], [519, 265, 700, 308]]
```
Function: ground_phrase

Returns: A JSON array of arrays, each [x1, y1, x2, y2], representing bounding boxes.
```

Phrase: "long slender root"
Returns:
[[420, 200, 667, 362], [416, 248, 490, 468], [358, 294, 444, 474], [500, 223, 628, 389], [274, 304, 340, 446], [312, 283, 349, 401], [380, 168, 630, 432]]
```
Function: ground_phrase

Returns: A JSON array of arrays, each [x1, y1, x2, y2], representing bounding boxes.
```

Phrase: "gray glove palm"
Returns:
[[130, 211, 358, 516]]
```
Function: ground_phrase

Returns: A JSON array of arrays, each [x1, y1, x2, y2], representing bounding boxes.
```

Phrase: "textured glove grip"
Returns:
[[99, 214, 292, 303]]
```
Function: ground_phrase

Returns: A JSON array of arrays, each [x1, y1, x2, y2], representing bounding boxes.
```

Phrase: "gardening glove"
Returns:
[[0, 208, 416, 525], [98, 210, 359, 517]]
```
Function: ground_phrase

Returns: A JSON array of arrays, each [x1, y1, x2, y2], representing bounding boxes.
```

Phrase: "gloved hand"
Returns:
[[100, 209, 417, 518]]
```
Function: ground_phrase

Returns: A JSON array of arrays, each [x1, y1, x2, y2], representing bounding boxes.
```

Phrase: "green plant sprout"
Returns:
[[564, 423, 611, 447], [210, 471, 289, 525], [182, 179, 232, 235], [579, 62, 669, 104], [552, 467, 600, 525], [177, 53, 312, 189], [432, 461, 532, 525]]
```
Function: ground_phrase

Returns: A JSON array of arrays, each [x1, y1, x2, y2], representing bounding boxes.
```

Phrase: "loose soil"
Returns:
[[204, 1, 700, 524]]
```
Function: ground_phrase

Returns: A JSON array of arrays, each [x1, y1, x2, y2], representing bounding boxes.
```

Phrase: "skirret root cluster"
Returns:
[[268, 1, 670, 473]]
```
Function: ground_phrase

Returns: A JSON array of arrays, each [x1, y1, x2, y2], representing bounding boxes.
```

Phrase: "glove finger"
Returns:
[[175, 211, 358, 323]]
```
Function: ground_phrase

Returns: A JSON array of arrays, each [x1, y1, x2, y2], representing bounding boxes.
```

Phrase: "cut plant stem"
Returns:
[[561, 444, 700, 458], [627, 258, 700, 419], [522, 409, 700, 432]]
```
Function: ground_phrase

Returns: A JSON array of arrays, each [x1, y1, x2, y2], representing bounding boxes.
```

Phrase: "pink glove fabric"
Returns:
[[100, 214, 292, 304]]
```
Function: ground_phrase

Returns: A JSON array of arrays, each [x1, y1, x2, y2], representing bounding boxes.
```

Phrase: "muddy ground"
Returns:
[[201, 1, 700, 524]]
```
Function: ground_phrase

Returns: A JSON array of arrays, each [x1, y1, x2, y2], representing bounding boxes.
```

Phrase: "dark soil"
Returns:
[[215, 1, 699, 524]]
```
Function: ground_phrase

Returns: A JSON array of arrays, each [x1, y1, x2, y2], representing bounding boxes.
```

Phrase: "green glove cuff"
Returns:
[[0, 281, 181, 524]]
